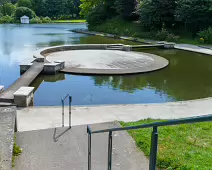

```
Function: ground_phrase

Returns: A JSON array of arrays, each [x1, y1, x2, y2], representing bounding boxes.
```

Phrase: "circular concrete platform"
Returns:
[[46, 50, 168, 75]]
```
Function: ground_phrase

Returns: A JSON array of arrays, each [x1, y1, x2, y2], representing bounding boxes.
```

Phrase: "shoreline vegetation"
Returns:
[[52, 19, 86, 23]]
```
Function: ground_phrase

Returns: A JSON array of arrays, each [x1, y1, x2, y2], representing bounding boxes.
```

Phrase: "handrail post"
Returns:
[[88, 128, 92, 170], [69, 96, 72, 128], [61, 99, 64, 127], [149, 126, 158, 170], [108, 131, 113, 170]]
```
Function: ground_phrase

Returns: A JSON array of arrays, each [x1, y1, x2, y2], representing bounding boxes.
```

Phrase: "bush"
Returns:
[[30, 17, 42, 24], [156, 28, 179, 42], [156, 28, 169, 41], [41, 16, 51, 23], [0, 15, 14, 24], [0, 12, 3, 17], [14, 7, 36, 19], [197, 27, 212, 44]]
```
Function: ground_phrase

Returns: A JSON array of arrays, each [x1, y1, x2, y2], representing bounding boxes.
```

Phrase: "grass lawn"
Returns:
[[52, 19, 86, 23], [121, 119, 212, 170]]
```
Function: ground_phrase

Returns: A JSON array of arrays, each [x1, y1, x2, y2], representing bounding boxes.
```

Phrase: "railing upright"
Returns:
[[149, 126, 158, 170], [61, 94, 72, 128]]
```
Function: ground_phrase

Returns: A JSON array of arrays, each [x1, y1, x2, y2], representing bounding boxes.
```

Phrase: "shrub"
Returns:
[[156, 28, 169, 41], [30, 17, 42, 24], [197, 27, 212, 44], [14, 7, 36, 19], [41, 16, 51, 23], [166, 33, 180, 42], [156, 28, 179, 42], [0, 15, 14, 24], [0, 12, 3, 17]]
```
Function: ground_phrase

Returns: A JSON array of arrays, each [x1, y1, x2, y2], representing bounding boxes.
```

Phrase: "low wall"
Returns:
[[0, 106, 16, 170]]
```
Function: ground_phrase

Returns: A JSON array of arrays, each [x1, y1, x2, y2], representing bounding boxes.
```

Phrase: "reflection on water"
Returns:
[[1, 24, 212, 106]]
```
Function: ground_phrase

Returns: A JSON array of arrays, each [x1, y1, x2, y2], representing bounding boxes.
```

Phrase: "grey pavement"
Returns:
[[13, 122, 149, 170], [175, 44, 212, 55], [0, 106, 16, 170], [17, 97, 212, 132]]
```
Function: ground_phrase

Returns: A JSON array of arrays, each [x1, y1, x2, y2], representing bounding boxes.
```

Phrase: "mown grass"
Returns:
[[121, 119, 212, 170], [53, 19, 86, 23]]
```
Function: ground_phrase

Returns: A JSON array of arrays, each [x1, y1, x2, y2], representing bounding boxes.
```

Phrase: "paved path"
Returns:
[[0, 62, 44, 103], [175, 44, 212, 55], [14, 122, 149, 170], [46, 50, 168, 74], [17, 97, 212, 132]]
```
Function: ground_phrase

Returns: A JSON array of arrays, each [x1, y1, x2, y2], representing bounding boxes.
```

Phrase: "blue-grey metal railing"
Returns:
[[87, 114, 212, 170], [61, 94, 72, 128]]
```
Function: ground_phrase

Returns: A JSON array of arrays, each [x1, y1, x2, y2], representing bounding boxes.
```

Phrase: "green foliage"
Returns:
[[0, 14, 14, 23], [30, 16, 41, 23], [115, 0, 139, 21], [121, 120, 212, 169], [140, 0, 176, 30], [87, 5, 108, 28], [14, 6, 35, 19], [197, 27, 212, 44], [80, 0, 101, 17], [156, 28, 179, 42], [41, 16, 51, 23], [17, 0, 32, 9], [176, 0, 212, 34], [12, 139, 22, 167], [0, 2, 16, 16]]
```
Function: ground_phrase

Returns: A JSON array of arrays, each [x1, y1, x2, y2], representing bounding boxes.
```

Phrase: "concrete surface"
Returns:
[[0, 85, 4, 92], [0, 106, 16, 170], [17, 97, 212, 132], [14, 122, 149, 170], [14, 87, 34, 107], [0, 62, 44, 103], [175, 44, 212, 55], [46, 50, 168, 74]]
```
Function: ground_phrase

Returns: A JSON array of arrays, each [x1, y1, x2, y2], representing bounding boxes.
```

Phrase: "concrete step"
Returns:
[[106, 47, 123, 50], [13, 122, 149, 170]]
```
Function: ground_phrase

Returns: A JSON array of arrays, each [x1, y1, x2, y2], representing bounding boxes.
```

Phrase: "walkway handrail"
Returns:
[[61, 94, 72, 128], [87, 114, 212, 170]]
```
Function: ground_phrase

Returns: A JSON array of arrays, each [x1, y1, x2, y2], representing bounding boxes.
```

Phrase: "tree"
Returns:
[[17, 0, 32, 9], [14, 6, 35, 18], [115, 0, 139, 21], [0, 2, 15, 15], [140, 0, 177, 30], [176, 0, 212, 34], [79, 0, 101, 17], [44, 0, 65, 18], [31, 0, 45, 16]]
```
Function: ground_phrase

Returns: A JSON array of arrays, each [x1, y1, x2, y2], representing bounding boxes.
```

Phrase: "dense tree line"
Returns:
[[0, 0, 81, 19], [81, 0, 212, 43]]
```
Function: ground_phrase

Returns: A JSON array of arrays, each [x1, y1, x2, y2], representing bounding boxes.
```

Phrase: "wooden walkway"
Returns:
[[0, 62, 44, 103]]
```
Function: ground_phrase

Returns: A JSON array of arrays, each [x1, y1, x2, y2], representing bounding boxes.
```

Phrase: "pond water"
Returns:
[[1, 24, 212, 106]]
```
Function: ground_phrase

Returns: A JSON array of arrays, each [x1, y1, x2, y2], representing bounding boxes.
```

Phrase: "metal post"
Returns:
[[108, 131, 113, 170], [149, 126, 158, 170], [69, 96, 72, 128], [88, 132, 92, 170], [61, 99, 64, 127]]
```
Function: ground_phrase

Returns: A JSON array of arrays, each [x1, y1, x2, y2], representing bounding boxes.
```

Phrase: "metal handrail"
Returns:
[[87, 114, 212, 170], [61, 94, 72, 128]]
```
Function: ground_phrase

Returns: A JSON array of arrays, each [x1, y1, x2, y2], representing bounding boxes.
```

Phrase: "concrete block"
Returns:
[[14, 86, 34, 107], [0, 85, 4, 92], [44, 63, 61, 74], [20, 63, 33, 73], [54, 61, 65, 70], [123, 45, 132, 51], [164, 43, 175, 49]]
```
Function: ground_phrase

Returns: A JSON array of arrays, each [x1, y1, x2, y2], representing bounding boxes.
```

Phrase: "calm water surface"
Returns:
[[1, 24, 212, 106]]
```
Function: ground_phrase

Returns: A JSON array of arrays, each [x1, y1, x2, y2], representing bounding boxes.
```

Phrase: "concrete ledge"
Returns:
[[0, 106, 16, 170], [20, 63, 33, 74], [0, 85, 4, 92], [14, 87, 34, 107]]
